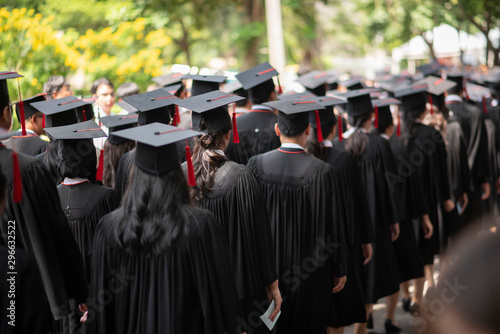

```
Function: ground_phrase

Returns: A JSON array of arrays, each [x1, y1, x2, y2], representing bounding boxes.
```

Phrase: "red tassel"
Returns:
[[96, 149, 104, 181], [42, 114, 46, 128], [463, 80, 470, 100], [12, 151, 22, 203], [428, 95, 434, 115], [315, 110, 323, 142], [82, 107, 87, 121], [374, 105, 379, 129], [173, 105, 180, 126], [397, 113, 401, 137], [338, 115, 343, 141], [482, 96, 488, 113], [16, 78, 26, 136], [232, 112, 240, 143], [276, 76, 283, 95], [185, 145, 196, 186]]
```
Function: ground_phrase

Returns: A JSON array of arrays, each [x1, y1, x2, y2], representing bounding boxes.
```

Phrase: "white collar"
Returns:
[[281, 143, 305, 150], [342, 127, 366, 139], [445, 95, 463, 103], [380, 134, 390, 140], [251, 105, 273, 111], [214, 149, 225, 156], [323, 139, 333, 147], [61, 177, 89, 185]]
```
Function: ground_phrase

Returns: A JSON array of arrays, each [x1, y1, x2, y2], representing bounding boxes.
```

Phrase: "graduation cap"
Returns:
[[1, 71, 27, 138], [14, 94, 46, 121], [332, 88, 381, 118], [445, 73, 465, 92], [371, 98, 401, 131], [116, 100, 138, 114], [415, 76, 456, 109], [326, 74, 340, 91], [339, 77, 364, 90], [221, 80, 248, 106], [182, 74, 227, 96], [162, 83, 184, 97], [236, 62, 281, 101], [307, 97, 346, 141], [177, 90, 244, 143], [113, 122, 202, 185], [395, 83, 429, 112], [378, 77, 413, 96], [466, 82, 493, 103], [99, 114, 138, 145], [31, 95, 84, 128], [483, 75, 500, 96], [44, 120, 105, 180], [152, 72, 185, 87], [264, 99, 325, 140], [278, 91, 318, 100], [122, 89, 179, 126], [417, 61, 443, 77], [298, 71, 336, 96]]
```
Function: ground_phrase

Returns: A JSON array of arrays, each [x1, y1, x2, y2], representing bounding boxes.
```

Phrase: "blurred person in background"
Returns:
[[43, 75, 72, 100]]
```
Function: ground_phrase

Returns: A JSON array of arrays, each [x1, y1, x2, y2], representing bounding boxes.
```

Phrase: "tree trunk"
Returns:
[[241, 0, 265, 70], [243, 36, 262, 70], [421, 32, 436, 60]]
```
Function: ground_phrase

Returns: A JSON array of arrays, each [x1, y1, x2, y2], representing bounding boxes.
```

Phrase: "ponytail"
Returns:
[[345, 113, 371, 158]]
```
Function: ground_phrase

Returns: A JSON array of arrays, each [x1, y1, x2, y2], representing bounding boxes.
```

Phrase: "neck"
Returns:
[[280, 136, 307, 148]]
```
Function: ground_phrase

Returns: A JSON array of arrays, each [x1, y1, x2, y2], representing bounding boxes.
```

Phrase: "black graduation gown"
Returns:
[[114, 148, 135, 200], [57, 181, 119, 282], [481, 112, 500, 228], [405, 123, 451, 264], [333, 133, 400, 303], [247, 146, 346, 334], [188, 160, 277, 333], [0, 148, 88, 329], [226, 108, 281, 165], [447, 100, 491, 229], [387, 136, 426, 282], [3, 132, 48, 156], [324, 147, 374, 328], [86, 208, 244, 334]]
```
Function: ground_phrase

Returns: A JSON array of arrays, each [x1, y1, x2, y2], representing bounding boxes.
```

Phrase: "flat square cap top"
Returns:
[[235, 62, 279, 90], [371, 98, 401, 108], [31, 95, 90, 116], [182, 74, 227, 84], [176, 90, 244, 113], [298, 71, 336, 89], [0, 71, 23, 80], [263, 99, 325, 115], [113, 122, 201, 148], [116, 100, 138, 113], [415, 76, 456, 96], [44, 120, 106, 140], [417, 61, 443, 77], [99, 114, 138, 130], [394, 83, 429, 98], [152, 72, 185, 87], [122, 89, 180, 112]]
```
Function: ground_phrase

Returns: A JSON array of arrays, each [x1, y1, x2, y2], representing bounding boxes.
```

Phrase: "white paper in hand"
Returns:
[[259, 300, 281, 331]]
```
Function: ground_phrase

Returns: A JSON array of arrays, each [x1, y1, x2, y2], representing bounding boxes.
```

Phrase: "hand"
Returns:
[[390, 223, 400, 242], [443, 199, 455, 213], [481, 182, 491, 200], [458, 193, 468, 214], [496, 177, 500, 194], [332, 275, 346, 293], [421, 214, 433, 239], [266, 280, 282, 322], [361, 243, 373, 265], [79, 303, 88, 323]]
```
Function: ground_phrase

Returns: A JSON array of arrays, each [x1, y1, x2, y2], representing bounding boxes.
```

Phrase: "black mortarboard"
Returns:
[[236, 62, 279, 101], [116, 100, 138, 114], [278, 91, 318, 100], [14, 94, 45, 120], [113, 122, 201, 178], [417, 61, 443, 77], [99, 114, 138, 145], [162, 83, 184, 97], [372, 98, 401, 128], [339, 77, 364, 90], [483, 76, 500, 97], [31, 95, 83, 127], [395, 83, 429, 111], [332, 88, 381, 117], [446, 73, 465, 92], [378, 77, 413, 96], [298, 71, 336, 96], [122, 89, 178, 126], [183, 74, 227, 96], [0, 71, 23, 104], [264, 99, 324, 138], [466, 82, 493, 103], [44, 120, 106, 140], [307, 97, 345, 140], [177, 90, 244, 139], [415, 76, 456, 108], [152, 72, 185, 87]]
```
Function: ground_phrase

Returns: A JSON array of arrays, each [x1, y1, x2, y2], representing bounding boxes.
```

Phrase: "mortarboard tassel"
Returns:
[[173, 105, 180, 127], [482, 96, 488, 113], [397, 113, 401, 137], [276, 75, 283, 95], [12, 151, 22, 203], [185, 145, 196, 187], [428, 94, 434, 115], [232, 112, 240, 143], [16, 78, 27, 136], [463, 79, 470, 100], [374, 105, 379, 129], [315, 110, 323, 142], [82, 107, 87, 121], [338, 115, 343, 141], [42, 114, 46, 128], [95, 149, 104, 181]]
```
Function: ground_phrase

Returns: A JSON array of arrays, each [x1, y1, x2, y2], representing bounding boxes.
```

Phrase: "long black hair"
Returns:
[[401, 105, 427, 147], [114, 163, 191, 254], [102, 140, 136, 189], [306, 121, 335, 161], [345, 113, 371, 158], [190, 118, 231, 202]]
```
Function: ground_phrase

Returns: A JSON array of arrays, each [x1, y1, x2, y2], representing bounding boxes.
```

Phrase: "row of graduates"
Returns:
[[0, 60, 498, 334]]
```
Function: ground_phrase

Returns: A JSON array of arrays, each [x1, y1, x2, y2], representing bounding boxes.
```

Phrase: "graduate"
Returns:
[[304, 97, 375, 334], [298, 70, 337, 96], [332, 89, 401, 334], [3, 94, 49, 156], [45, 121, 120, 282], [395, 83, 456, 311], [179, 91, 281, 333], [247, 99, 347, 334], [182, 73, 227, 96], [99, 114, 137, 189], [114, 89, 177, 198], [225, 62, 282, 165], [85, 123, 244, 334], [0, 71, 88, 334]]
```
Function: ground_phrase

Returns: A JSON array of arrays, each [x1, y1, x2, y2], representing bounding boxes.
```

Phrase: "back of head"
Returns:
[[43, 76, 68, 100], [57, 139, 97, 181], [116, 82, 140, 99], [91, 77, 114, 95], [345, 114, 370, 157]]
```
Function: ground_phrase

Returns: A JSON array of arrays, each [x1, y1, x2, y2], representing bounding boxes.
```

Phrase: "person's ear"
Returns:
[[225, 130, 230, 141], [274, 123, 281, 137], [269, 90, 278, 102], [305, 124, 311, 137], [0, 105, 12, 131]]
